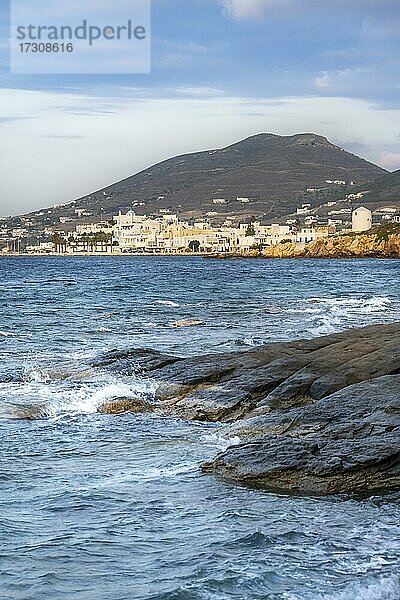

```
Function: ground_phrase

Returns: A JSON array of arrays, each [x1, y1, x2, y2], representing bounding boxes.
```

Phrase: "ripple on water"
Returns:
[[0, 257, 399, 599]]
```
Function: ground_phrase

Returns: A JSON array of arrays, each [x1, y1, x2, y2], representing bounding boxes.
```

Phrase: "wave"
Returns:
[[294, 295, 393, 336], [313, 575, 400, 600], [155, 300, 180, 307], [306, 296, 391, 314], [0, 330, 32, 339], [233, 337, 263, 347], [200, 431, 241, 452], [123, 463, 198, 482], [0, 372, 155, 420]]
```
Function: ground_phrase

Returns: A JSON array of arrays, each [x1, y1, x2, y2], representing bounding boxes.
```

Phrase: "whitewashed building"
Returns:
[[352, 206, 372, 232]]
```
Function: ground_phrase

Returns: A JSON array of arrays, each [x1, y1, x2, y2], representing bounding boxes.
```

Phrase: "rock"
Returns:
[[173, 320, 205, 327], [259, 230, 400, 259], [7, 402, 53, 420], [97, 397, 155, 415], [92, 348, 182, 375], [149, 323, 400, 421], [99, 322, 400, 495], [202, 376, 400, 495], [212, 227, 400, 259]]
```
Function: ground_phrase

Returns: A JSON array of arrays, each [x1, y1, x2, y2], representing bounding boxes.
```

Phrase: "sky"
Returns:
[[0, 0, 399, 216]]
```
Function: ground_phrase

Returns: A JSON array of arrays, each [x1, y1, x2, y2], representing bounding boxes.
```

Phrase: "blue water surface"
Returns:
[[0, 257, 399, 600]]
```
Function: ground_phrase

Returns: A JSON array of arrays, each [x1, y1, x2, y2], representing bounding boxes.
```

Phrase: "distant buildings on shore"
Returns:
[[1, 184, 399, 254], [0, 211, 349, 255], [110, 212, 337, 254]]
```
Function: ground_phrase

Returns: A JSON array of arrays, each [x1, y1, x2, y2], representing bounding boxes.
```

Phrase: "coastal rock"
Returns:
[[92, 348, 182, 375], [149, 323, 400, 421], [97, 397, 155, 414], [97, 323, 400, 494], [173, 320, 205, 327], [260, 231, 400, 259], [201, 376, 400, 495]]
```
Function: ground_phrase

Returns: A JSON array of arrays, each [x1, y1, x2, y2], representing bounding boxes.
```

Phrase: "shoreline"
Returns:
[[3, 230, 400, 259], [1, 252, 399, 260]]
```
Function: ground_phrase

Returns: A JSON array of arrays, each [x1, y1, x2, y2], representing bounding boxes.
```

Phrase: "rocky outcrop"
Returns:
[[260, 232, 400, 259], [202, 376, 400, 495], [98, 398, 155, 414], [211, 229, 400, 259], [96, 323, 400, 495]]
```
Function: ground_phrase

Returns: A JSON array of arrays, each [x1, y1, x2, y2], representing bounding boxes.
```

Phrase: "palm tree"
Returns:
[[52, 234, 67, 253]]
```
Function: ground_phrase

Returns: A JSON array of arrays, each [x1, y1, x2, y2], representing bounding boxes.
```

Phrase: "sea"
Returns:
[[0, 256, 399, 600]]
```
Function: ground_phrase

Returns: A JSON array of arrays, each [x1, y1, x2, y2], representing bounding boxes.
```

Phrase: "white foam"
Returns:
[[0, 330, 31, 338], [23, 365, 49, 383], [155, 300, 180, 307], [127, 463, 198, 481], [1, 375, 155, 419], [306, 296, 391, 314], [297, 296, 393, 336], [312, 575, 400, 600], [200, 431, 242, 452]]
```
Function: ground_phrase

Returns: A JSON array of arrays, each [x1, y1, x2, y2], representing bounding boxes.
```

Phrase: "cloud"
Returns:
[[220, 0, 287, 20], [314, 68, 374, 94], [0, 115, 33, 124], [220, 0, 400, 20], [378, 151, 400, 171], [1, 87, 400, 216], [361, 16, 400, 39], [174, 86, 223, 97], [41, 134, 86, 139], [314, 69, 357, 90], [60, 107, 118, 116]]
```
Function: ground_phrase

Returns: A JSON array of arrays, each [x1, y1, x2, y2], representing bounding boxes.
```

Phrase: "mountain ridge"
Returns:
[[68, 132, 386, 221], [13, 133, 391, 226]]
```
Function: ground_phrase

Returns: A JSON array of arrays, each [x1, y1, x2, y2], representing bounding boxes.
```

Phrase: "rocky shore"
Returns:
[[261, 231, 400, 259], [210, 229, 400, 259], [95, 323, 400, 496]]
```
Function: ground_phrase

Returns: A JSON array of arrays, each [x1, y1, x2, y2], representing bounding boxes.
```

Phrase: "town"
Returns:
[[1, 188, 400, 255]]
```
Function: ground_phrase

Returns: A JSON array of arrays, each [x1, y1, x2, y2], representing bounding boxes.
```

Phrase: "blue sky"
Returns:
[[0, 0, 399, 216]]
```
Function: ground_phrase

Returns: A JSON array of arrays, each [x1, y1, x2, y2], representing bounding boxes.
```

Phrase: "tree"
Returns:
[[52, 233, 67, 253], [245, 224, 255, 236], [188, 239, 201, 252], [97, 231, 113, 252]]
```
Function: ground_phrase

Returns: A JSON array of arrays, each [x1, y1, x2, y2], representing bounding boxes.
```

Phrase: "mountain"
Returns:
[[71, 133, 387, 221], [353, 169, 400, 205], [17, 133, 388, 228]]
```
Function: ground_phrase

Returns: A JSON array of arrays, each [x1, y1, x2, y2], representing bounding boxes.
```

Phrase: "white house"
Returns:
[[352, 206, 372, 232], [296, 227, 317, 243]]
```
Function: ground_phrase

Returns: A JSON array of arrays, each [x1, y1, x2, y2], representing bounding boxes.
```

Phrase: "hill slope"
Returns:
[[71, 133, 387, 221], [355, 169, 400, 205]]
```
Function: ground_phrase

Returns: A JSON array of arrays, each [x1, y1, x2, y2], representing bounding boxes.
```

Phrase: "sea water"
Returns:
[[0, 256, 399, 599]]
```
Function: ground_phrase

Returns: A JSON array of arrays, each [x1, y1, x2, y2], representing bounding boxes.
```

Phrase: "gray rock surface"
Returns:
[[98, 323, 400, 495], [202, 376, 400, 495]]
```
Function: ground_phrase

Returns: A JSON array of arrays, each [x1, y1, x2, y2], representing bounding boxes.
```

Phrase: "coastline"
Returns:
[[2, 252, 399, 259], [210, 230, 400, 260], [3, 229, 400, 259]]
